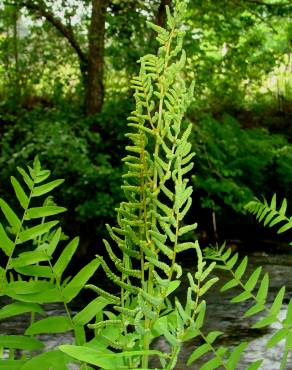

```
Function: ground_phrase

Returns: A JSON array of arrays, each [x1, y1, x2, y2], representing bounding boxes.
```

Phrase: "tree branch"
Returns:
[[18, 0, 87, 64]]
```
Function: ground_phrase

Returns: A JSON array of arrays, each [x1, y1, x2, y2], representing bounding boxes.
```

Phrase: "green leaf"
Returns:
[[226, 253, 238, 270], [17, 167, 33, 190], [252, 314, 276, 329], [284, 298, 292, 326], [200, 356, 222, 370], [199, 277, 219, 296], [187, 343, 210, 365], [226, 342, 248, 369], [270, 286, 285, 316], [11, 177, 29, 209], [279, 198, 287, 215], [234, 256, 248, 279], [53, 237, 79, 279], [0, 335, 44, 350], [277, 222, 292, 234], [206, 331, 223, 344], [270, 194, 276, 210], [59, 345, 167, 369], [256, 273, 269, 303], [0, 224, 14, 256], [195, 301, 206, 329], [4, 281, 63, 303], [247, 360, 264, 370], [10, 250, 49, 268], [244, 303, 265, 317], [245, 266, 262, 292], [46, 227, 61, 256], [15, 265, 52, 278], [20, 350, 69, 370], [35, 170, 51, 184], [0, 302, 44, 320], [25, 316, 73, 335], [266, 328, 289, 349], [0, 199, 21, 230], [221, 278, 238, 292], [166, 280, 180, 296], [62, 259, 100, 302], [25, 206, 66, 220], [182, 326, 200, 341], [18, 221, 58, 243], [231, 290, 252, 303], [0, 360, 26, 369], [73, 297, 110, 326], [32, 179, 65, 197]]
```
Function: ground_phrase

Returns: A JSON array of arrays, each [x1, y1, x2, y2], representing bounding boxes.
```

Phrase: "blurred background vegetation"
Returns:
[[0, 0, 291, 255]]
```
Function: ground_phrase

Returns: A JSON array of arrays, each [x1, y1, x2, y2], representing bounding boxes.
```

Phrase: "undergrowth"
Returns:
[[0, 1, 292, 369]]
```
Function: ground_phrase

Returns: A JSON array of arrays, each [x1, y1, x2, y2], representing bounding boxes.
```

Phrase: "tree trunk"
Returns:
[[85, 0, 108, 116], [156, 0, 172, 28]]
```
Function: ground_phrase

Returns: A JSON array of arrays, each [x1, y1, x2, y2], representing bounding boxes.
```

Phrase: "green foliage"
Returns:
[[1, 2, 292, 370], [0, 157, 104, 369], [0, 106, 125, 240], [246, 194, 292, 237], [191, 113, 292, 214], [205, 238, 292, 369]]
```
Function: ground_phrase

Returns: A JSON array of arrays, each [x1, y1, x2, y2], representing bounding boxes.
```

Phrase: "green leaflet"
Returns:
[[0, 360, 26, 369], [252, 315, 276, 329], [4, 281, 63, 303], [255, 273, 269, 303], [226, 342, 248, 370], [32, 179, 65, 197], [244, 303, 265, 318], [15, 265, 52, 278], [20, 350, 69, 370], [25, 316, 73, 335], [0, 335, 44, 350], [234, 256, 248, 279], [10, 250, 49, 268], [59, 345, 168, 369], [246, 360, 264, 370], [17, 221, 59, 244], [0, 302, 44, 320], [0, 199, 21, 230], [245, 266, 262, 292], [187, 343, 210, 365], [266, 328, 289, 349], [46, 227, 62, 256], [62, 259, 101, 302], [25, 206, 66, 220], [73, 297, 110, 326], [53, 237, 79, 279], [0, 224, 14, 256], [270, 286, 285, 316], [10, 177, 29, 210], [17, 166, 33, 189]]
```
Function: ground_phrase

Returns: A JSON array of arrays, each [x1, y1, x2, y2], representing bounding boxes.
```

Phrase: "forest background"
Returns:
[[0, 0, 292, 259]]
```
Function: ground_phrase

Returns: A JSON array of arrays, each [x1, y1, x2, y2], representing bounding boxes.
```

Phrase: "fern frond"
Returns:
[[245, 194, 292, 234]]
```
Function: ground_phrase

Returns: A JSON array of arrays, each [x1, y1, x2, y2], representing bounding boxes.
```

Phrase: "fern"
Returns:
[[245, 194, 292, 237], [2, 1, 291, 370], [0, 158, 101, 369], [59, 1, 220, 369], [204, 243, 292, 370]]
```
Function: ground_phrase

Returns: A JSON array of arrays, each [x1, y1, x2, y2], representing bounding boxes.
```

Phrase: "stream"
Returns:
[[1, 251, 292, 369]]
